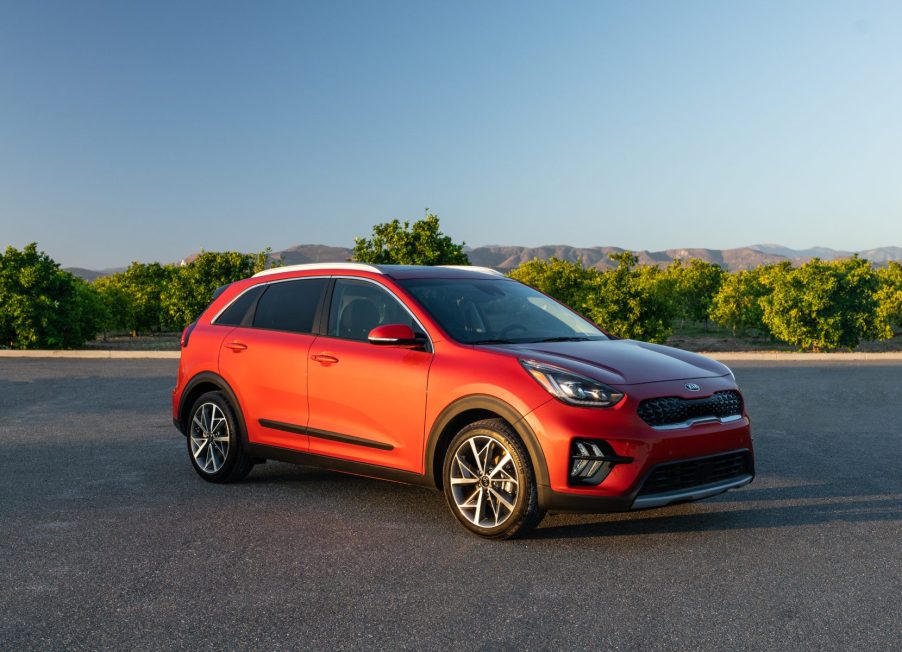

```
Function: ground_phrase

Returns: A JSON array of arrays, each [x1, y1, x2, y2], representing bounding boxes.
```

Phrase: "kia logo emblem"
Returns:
[[685, 383, 701, 392]]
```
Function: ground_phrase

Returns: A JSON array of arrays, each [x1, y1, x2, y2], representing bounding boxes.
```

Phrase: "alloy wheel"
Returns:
[[189, 402, 230, 474], [449, 435, 520, 528]]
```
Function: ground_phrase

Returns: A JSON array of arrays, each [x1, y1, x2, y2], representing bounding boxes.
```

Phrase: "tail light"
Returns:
[[180, 321, 197, 348]]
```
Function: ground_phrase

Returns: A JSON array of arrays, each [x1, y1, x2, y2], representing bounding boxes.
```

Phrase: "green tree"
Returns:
[[760, 257, 886, 351], [162, 249, 271, 328], [94, 262, 176, 335], [666, 258, 726, 329], [875, 261, 902, 333], [510, 253, 674, 343], [585, 252, 675, 343], [0, 243, 104, 348], [92, 275, 131, 335], [70, 277, 110, 344], [508, 257, 598, 311], [352, 213, 469, 265], [709, 266, 773, 336]]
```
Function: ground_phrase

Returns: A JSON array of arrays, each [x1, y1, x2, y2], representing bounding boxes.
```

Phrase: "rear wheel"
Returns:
[[443, 418, 544, 539], [187, 391, 253, 483]]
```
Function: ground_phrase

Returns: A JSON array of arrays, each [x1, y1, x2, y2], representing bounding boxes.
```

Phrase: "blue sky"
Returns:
[[1, 0, 900, 268]]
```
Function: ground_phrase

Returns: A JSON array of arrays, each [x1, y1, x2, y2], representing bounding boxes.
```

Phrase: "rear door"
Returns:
[[217, 277, 328, 451], [306, 278, 433, 472]]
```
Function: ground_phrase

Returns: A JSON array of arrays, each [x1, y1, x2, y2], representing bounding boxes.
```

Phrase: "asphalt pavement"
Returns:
[[0, 358, 899, 651]]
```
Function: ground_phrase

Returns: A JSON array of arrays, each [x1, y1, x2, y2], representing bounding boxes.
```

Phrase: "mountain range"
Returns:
[[260, 243, 902, 272], [65, 244, 902, 280]]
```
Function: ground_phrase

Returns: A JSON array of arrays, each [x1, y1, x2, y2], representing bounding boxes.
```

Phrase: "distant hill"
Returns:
[[275, 244, 358, 266], [268, 244, 902, 272], [65, 243, 902, 280], [465, 245, 789, 272], [750, 244, 902, 264], [266, 243, 901, 272], [64, 266, 126, 282]]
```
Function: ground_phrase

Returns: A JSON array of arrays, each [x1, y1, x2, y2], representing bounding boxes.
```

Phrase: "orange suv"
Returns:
[[172, 263, 754, 538]]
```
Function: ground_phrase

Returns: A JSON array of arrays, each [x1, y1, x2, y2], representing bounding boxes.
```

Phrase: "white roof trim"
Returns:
[[438, 265, 506, 277], [253, 262, 383, 278]]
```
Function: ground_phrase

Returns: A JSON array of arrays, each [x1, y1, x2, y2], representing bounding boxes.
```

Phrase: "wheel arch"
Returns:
[[425, 395, 549, 491], [177, 372, 249, 448]]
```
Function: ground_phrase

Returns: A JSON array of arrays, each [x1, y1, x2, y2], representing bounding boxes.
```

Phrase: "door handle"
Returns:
[[224, 341, 247, 352], [311, 354, 339, 365]]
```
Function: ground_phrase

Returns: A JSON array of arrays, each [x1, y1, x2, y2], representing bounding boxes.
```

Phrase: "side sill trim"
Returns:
[[631, 474, 754, 509], [245, 443, 434, 488], [258, 419, 394, 451]]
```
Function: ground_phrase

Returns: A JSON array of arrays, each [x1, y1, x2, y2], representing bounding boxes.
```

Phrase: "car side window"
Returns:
[[252, 278, 328, 334], [214, 285, 265, 326], [328, 279, 415, 342]]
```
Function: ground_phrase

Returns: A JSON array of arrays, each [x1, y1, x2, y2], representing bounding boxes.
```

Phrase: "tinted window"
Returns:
[[252, 278, 328, 334], [214, 285, 265, 326], [328, 279, 416, 342]]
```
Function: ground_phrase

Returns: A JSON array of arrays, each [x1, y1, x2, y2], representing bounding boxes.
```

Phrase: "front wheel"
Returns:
[[442, 419, 544, 539], [187, 391, 253, 483]]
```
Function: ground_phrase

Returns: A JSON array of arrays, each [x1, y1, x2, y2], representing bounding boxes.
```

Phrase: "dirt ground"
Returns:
[[83, 334, 182, 351]]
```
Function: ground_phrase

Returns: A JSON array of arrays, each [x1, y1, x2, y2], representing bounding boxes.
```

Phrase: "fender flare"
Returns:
[[177, 371, 250, 449], [424, 394, 550, 490]]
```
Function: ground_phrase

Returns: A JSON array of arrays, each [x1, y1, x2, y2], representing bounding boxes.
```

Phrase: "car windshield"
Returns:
[[397, 277, 608, 344]]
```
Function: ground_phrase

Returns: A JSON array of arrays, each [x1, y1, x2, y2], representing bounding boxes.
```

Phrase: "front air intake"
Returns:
[[569, 439, 632, 486], [637, 451, 753, 496]]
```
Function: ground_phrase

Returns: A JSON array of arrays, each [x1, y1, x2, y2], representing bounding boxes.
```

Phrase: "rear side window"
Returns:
[[214, 285, 265, 326], [252, 278, 328, 334]]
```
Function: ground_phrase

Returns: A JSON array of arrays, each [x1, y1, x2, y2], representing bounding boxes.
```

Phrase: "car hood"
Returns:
[[487, 339, 731, 386]]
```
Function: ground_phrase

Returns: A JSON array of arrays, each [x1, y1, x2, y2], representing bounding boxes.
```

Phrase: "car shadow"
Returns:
[[239, 464, 901, 540], [530, 490, 900, 539]]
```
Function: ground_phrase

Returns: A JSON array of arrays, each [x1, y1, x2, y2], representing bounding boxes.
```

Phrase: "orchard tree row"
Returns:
[[0, 244, 271, 348], [510, 255, 902, 352], [2, 214, 901, 350]]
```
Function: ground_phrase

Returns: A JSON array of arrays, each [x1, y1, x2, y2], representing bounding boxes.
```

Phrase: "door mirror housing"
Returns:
[[367, 324, 425, 347]]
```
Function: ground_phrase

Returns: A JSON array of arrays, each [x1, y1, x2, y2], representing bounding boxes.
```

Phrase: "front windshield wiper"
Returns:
[[533, 336, 591, 343], [470, 336, 595, 345]]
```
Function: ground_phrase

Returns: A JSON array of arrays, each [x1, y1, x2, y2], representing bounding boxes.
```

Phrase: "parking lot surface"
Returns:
[[1, 358, 899, 650]]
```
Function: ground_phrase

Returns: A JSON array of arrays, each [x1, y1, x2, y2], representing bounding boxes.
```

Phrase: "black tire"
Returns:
[[186, 391, 254, 483], [442, 418, 545, 539]]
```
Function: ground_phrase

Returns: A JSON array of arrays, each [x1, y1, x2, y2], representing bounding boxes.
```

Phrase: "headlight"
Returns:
[[520, 359, 624, 408]]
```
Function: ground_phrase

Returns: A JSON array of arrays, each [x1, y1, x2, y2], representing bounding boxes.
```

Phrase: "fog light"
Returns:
[[569, 439, 633, 486]]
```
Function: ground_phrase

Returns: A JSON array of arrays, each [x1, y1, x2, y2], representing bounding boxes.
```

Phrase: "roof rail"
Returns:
[[438, 265, 506, 277], [253, 262, 383, 278]]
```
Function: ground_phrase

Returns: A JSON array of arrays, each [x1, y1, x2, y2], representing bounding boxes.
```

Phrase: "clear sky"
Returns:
[[1, 0, 900, 268]]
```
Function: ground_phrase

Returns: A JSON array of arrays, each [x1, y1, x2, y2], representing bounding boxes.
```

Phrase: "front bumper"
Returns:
[[631, 472, 753, 509], [524, 375, 755, 513], [539, 448, 754, 513]]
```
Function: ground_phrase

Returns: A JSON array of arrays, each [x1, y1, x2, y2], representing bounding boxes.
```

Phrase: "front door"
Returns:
[[306, 278, 433, 472]]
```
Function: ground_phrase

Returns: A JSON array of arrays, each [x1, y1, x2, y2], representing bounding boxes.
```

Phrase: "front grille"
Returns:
[[638, 451, 752, 496], [637, 390, 742, 428]]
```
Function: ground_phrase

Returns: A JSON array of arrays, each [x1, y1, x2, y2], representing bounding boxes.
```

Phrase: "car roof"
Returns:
[[252, 263, 508, 280]]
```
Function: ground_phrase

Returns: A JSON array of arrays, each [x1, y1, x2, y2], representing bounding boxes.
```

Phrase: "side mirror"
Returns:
[[368, 324, 426, 347]]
